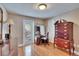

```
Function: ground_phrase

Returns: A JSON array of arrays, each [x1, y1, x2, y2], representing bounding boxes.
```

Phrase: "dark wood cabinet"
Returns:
[[54, 20, 74, 55]]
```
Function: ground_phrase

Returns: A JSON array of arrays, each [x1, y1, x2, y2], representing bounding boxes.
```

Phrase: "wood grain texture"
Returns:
[[18, 46, 24, 56], [18, 43, 72, 56], [32, 43, 70, 56]]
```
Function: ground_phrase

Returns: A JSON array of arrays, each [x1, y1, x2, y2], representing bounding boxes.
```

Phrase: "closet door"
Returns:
[[23, 20, 34, 46]]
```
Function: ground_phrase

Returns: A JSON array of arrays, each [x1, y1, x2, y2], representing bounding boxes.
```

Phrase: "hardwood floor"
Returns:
[[18, 43, 73, 56], [18, 46, 24, 56], [31, 43, 70, 56]]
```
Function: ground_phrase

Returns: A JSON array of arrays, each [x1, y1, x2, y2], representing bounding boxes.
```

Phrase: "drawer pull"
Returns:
[[64, 42, 68, 44], [64, 45, 68, 48]]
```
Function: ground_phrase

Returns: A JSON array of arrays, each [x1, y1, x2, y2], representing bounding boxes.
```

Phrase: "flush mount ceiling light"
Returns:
[[38, 4, 47, 10]]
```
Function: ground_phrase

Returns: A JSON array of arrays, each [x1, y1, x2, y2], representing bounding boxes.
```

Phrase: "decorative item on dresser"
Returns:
[[54, 19, 74, 55]]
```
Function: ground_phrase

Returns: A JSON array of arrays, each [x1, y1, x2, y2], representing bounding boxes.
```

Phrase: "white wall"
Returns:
[[47, 19, 55, 42], [48, 8, 79, 51], [40, 25, 45, 35]]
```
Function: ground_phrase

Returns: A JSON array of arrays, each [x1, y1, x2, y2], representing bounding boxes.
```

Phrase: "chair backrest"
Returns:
[[47, 32, 49, 38]]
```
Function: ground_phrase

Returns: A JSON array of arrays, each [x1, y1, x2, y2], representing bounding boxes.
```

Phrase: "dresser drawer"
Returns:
[[63, 44, 70, 49], [55, 38, 70, 49]]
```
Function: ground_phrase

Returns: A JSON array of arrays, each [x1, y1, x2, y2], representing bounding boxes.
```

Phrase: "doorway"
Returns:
[[23, 20, 34, 56]]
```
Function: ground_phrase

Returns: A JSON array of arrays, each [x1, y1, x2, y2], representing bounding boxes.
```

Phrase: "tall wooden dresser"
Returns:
[[54, 20, 74, 55]]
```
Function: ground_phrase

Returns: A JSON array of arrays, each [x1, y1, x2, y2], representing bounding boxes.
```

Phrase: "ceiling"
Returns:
[[2, 3, 79, 19]]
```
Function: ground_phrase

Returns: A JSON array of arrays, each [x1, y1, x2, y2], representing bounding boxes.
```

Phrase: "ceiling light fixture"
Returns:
[[38, 4, 47, 10]]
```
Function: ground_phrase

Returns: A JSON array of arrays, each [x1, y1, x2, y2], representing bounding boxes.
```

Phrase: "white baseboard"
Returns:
[[18, 44, 24, 47], [18, 42, 34, 47], [74, 50, 79, 55], [74, 44, 79, 55]]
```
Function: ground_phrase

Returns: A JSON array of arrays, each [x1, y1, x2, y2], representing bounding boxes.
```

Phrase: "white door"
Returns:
[[23, 20, 34, 46]]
